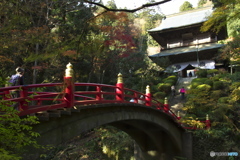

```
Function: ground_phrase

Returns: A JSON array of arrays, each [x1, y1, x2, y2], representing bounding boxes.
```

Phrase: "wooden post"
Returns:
[[64, 63, 74, 108], [205, 114, 211, 129], [145, 85, 152, 106], [116, 73, 124, 101]]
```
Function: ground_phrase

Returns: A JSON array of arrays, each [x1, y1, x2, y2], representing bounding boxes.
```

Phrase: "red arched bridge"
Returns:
[[1, 63, 178, 120], [0, 63, 209, 160]]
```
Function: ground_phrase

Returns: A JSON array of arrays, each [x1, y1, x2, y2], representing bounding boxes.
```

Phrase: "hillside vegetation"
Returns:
[[182, 69, 240, 159]]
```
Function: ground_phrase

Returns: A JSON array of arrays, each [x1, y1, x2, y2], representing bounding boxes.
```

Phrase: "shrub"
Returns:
[[207, 69, 219, 76], [157, 83, 164, 88], [191, 81, 203, 89], [192, 78, 208, 83], [218, 97, 229, 103], [153, 91, 166, 100], [229, 72, 240, 82], [196, 84, 211, 91], [204, 79, 213, 87], [230, 82, 240, 91], [210, 76, 220, 81], [158, 83, 171, 94], [151, 85, 159, 93], [196, 69, 208, 78], [211, 90, 225, 101], [163, 75, 177, 84], [164, 79, 175, 86], [213, 81, 224, 90]]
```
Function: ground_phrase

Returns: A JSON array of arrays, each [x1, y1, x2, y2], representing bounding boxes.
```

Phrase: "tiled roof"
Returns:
[[148, 6, 213, 32], [149, 43, 224, 57]]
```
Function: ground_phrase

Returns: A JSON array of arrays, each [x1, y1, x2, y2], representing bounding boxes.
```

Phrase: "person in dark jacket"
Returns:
[[10, 67, 24, 110]]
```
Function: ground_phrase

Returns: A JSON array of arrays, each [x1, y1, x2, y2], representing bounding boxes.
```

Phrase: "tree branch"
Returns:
[[83, 0, 171, 12]]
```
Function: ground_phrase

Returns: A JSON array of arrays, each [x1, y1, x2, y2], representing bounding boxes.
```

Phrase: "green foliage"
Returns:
[[218, 97, 229, 103], [207, 69, 219, 76], [192, 78, 208, 83], [0, 100, 41, 159], [191, 78, 208, 89], [213, 81, 224, 90], [190, 81, 203, 89], [218, 35, 240, 68], [151, 85, 159, 93], [196, 84, 211, 91], [41, 126, 135, 160], [196, 69, 207, 78], [98, 126, 134, 159], [204, 79, 213, 87], [227, 72, 240, 82], [157, 83, 171, 94], [211, 90, 225, 101], [197, 0, 207, 7], [164, 79, 175, 86], [136, 8, 164, 48], [179, 1, 194, 12], [230, 82, 240, 91], [163, 75, 177, 84], [201, 0, 240, 34], [229, 86, 240, 103], [209, 76, 220, 82], [153, 91, 166, 100], [152, 57, 171, 70], [183, 72, 240, 158]]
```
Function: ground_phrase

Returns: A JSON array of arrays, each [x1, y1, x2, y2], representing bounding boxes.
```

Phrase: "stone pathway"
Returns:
[[168, 77, 195, 117]]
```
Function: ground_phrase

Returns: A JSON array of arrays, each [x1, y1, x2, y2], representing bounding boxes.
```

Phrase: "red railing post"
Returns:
[[205, 114, 211, 129], [134, 92, 138, 103], [19, 86, 28, 111], [64, 63, 74, 108], [177, 111, 181, 120], [116, 73, 124, 101], [163, 97, 170, 113], [145, 85, 152, 106], [96, 86, 102, 101]]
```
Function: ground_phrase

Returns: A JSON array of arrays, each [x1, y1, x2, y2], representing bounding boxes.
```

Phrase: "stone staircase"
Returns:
[[176, 77, 196, 91], [169, 77, 196, 117]]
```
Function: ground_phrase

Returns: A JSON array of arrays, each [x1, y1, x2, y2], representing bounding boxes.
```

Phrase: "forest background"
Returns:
[[0, 0, 167, 92]]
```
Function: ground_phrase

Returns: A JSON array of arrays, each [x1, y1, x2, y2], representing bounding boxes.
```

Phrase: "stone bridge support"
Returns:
[[23, 103, 192, 160]]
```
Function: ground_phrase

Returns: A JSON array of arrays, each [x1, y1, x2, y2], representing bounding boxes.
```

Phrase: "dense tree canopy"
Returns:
[[201, 0, 240, 34], [201, 0, 240, 70]]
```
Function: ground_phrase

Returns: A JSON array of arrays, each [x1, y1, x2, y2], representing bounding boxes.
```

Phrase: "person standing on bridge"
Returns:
[[171, 85, 176, 98], [9, 67, 25, 110]]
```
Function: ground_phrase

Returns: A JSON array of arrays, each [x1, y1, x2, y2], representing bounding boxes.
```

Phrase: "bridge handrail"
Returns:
[[0, 82, 178, 120], [0, 83, 63, 91], [0, 63, 211, 130]]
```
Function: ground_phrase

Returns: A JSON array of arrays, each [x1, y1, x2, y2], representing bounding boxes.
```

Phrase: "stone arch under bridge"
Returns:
[[24, 103, 192, 160]]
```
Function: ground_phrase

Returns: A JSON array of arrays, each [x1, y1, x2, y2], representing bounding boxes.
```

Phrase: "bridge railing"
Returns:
[[0, 63, 211, 129], [0, 63, 180, 120], [0, 82, 173, 116], [0, 83, 67, 115]]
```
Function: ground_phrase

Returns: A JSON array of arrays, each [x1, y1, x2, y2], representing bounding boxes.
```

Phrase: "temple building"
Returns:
[[148, 6, 227, 77]]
